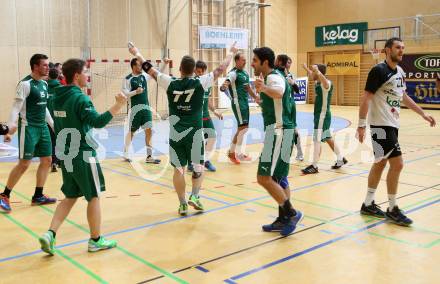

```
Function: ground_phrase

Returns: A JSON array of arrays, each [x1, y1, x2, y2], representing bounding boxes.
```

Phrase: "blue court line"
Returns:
[[225, 198, 440, 282], [195, 266, 210, 273], [1, 152, 438, 264], [319, 229, 334, 235]]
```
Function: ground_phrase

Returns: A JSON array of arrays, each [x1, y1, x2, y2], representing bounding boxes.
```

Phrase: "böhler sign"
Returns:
[[315, 22, 368, 47], [324, 53, 360, 75]]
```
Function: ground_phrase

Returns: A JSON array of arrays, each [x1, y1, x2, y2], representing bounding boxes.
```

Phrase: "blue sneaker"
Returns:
[[31, 195, 57, 206], [204, 160, 216, 172], [262, 217, 284, 232], [187, 164, 194, 172], [280, 210, 304, 236], [0, 194, 11, 213]]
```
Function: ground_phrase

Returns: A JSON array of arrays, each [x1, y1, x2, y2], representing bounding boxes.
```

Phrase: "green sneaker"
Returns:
[[178, 203, 188, 216], [88, 236, 117, 252], [188, 195, 204, 211], [39, 231, 56, 256]]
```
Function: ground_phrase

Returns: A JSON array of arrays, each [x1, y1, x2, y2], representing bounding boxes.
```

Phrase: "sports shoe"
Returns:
[[227, 151, 240, 164], [386, 206, 413, 226], [237, 153, 252, 162], [88, 236, 117, 252], [360, 201, 385, 218], [0, 194, 11, 213], [188, 195, 204, 211], [301, 165, 319, 175], [123, 152, 132, 162], [290, 210, 304, 228], [204, 160, 216, 172], [39, 231, 56, 255], [31, 195, 57, 206], [331, 157, 348, 169], [178, 203, 188, 216], [187, 163, 194, 172], [295, 154, 304, 161], [51, 163, 58, 172], [146, 155, 161, 164], [262, 217, 284, 232]]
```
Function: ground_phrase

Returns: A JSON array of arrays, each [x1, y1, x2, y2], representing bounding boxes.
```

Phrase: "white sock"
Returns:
[[388, 194, 396, 210], [364, 187, 376, 206], [147, 146, 153, 157], [333, 142, 343, 161], [312, 142, 321, 168], [191, 187, 200, 197], [296, 134, 303, 156]]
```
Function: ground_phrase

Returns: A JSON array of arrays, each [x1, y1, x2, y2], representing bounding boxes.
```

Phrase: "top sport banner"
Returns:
[[399, 53, 440, 105], [324, 53, 360, 75], [315, 22, 368, 46], [199, 26, 248, 49]]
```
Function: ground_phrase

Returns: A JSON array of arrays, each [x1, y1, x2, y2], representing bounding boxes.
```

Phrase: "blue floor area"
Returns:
[[0, 112, 350, 162]]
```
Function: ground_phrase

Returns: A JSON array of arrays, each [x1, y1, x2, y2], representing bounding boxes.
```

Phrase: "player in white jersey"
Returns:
[[357, 37, 436, 226]]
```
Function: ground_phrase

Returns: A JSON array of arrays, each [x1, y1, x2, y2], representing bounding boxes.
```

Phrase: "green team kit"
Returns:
[[226, 68, 250, 126], [202, 86, 216, 137], [124, 73, 152, 132], [16, 75, 52, 160], [258, 70, 295, 178], [313, 81, 333, 142], [52, 85, 113, 201], [157, 73, 213, 168]]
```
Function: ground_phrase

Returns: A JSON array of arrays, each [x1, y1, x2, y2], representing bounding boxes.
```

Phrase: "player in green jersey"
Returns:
[[1, 54, 56, 213], [129, 42, 238, 215], [38, 59, 127, 255], [220, 53, 259, 164], [121, 58, 161, 164], [301, 64, 347, 175], [252, 47, 303, 236], [192, 60, 223, 172]]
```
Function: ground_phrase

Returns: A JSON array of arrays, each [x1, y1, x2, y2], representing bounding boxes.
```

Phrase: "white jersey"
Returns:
[[365, 61, 406, 129]]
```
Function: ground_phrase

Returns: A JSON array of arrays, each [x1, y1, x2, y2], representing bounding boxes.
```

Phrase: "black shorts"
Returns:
[[370, 125, 402, 160]]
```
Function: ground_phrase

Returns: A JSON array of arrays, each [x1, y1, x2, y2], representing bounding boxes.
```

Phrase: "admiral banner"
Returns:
[[399, 53, 440, 105], [324, 53, 360, 75]]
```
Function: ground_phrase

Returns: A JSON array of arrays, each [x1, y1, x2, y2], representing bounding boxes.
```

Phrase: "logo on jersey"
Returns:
[[54, 111, 67, 118], [386, 96, 401, 108]]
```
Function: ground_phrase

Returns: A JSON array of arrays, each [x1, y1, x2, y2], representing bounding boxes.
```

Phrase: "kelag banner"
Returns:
[[399, 53, 440, 105], [315, 22, 367, 47]]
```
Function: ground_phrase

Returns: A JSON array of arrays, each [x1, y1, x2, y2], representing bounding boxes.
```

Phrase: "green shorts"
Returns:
[[203, 118, 216, 139], [130, 107, 152, 132], [313, 113, 332, 142], [60, 153, 106, 201], [258, 127, 295, 178], [18, 123, 52, 160], [169, 128, 204, 168], [231, 100, 249, 126]]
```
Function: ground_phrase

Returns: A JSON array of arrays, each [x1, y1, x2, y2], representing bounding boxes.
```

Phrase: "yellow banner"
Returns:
[[324, 53, 360, 75]]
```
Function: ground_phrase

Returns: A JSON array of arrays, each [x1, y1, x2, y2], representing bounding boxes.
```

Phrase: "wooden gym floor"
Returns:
[[0, 104, 439, 284]]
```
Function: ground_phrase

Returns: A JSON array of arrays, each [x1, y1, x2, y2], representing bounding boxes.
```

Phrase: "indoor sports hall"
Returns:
[[0, 1, 439, 283]]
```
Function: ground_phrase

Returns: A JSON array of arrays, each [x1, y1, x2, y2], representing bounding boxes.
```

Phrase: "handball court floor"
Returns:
[[0, 104, 439, 284]]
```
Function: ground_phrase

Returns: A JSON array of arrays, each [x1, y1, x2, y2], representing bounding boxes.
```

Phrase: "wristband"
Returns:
[[358, 118, 367, 128], [141, 61, 153, 73]]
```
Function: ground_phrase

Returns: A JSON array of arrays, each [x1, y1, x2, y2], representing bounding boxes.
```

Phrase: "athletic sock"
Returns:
[[33, 187, 43, 199], [364, 187, 376, 206], [146, 146, 153, 157], [333, 142, 343, 161], [282, 200, 297, 219], [191, 187, 200, 197], [388, 194, 396, 210], [312, 142, 320, 168], [2, 187, 12, 198]]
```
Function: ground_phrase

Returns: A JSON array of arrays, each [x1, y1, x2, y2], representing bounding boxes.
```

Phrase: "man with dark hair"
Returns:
[[121, 57, 160, 164], [275, 54, 304, 161], [1, 54, 56, 213], [54, 63, 66, 85], [47, 68, 62, 172], [252, 46, 303, 236], [0, 124, 10, 135], [189, 60, 223, 172], [357, 38, 436, 226], [220, 52, 259, 164], [38, 58, 127, 255], [301, 63, 347, 174], [129, 42, 238, 215]]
